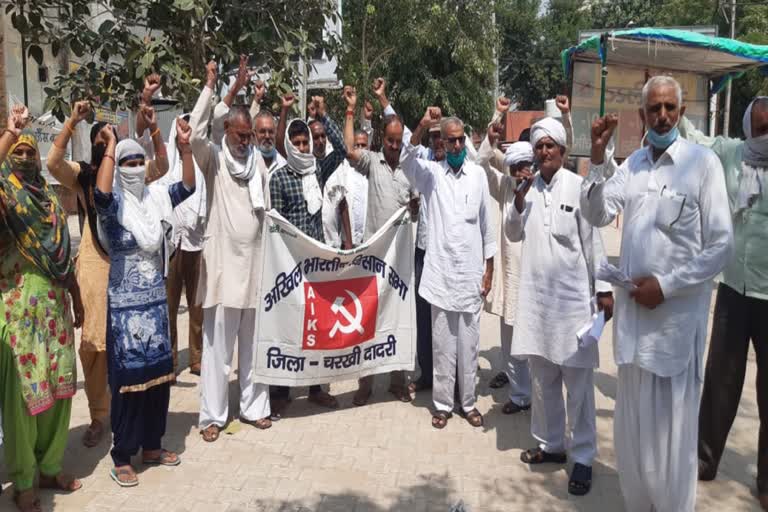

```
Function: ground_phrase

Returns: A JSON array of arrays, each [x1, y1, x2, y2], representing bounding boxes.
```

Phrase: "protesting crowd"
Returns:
[[0, 49, 766, 512]]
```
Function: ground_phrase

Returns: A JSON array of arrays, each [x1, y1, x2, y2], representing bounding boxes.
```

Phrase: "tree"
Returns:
[[6, 0, 339, 119], [336, 0, 498, 132]]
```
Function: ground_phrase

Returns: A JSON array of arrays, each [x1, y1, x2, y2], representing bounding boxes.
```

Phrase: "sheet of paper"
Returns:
[[577, 310, 606, 349], [596, 259, 636, 290]]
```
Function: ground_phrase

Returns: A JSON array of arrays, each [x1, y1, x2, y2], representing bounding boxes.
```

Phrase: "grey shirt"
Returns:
[[352, 149, 414, 240]]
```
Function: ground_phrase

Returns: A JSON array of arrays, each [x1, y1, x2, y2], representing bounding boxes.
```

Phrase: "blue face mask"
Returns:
[[446, 147, 467, 169], [259, 146, 277, 159], [646, 125, 679, 150]]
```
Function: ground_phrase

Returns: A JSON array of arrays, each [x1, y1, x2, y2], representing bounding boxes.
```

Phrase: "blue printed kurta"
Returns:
[[95, 183, 193, 393]]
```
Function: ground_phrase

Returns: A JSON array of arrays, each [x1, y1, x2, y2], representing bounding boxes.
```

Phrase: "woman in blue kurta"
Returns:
[[94, 119, 196, 487]]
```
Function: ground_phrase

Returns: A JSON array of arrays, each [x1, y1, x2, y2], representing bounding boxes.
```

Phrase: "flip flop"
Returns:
[[520, 447, 567, 465], [38, 473, 82, 492], [142, 449, 181, 466], [568, 463, 592, 496], [201, 425, 220, 443], [432, 411, 452, 429], [109, 467, 138, 488]]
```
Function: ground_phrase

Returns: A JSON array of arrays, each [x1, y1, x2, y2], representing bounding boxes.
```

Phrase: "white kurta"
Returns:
[[189, 86, 270, 310], [507, 169, 610, 369], [581, 138, 733, 511], [322, 162, 368, 248]]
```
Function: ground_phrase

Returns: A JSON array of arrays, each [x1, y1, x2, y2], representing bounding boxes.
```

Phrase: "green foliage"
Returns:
[[9, 0, 339, 120], [335, 0, 498, 132]]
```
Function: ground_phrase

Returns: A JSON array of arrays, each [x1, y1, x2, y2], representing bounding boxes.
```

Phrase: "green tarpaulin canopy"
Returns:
[[562, 28, 768, 95]]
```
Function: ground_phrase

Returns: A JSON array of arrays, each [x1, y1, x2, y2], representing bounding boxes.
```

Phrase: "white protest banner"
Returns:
[[254, 207, 415, 386]]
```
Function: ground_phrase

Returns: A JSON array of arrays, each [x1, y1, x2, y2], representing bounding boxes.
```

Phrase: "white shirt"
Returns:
[[400, 139, 496, 313], [580, 138, 733, 377], [322, 162, 368, 248], [506, 169, 610, 368]]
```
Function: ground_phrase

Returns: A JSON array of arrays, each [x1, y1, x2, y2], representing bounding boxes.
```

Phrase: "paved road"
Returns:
[[0, 222, 763, 511]]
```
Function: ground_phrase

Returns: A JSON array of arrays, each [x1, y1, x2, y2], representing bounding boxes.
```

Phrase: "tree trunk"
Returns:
[[0, 12, 8, 121]]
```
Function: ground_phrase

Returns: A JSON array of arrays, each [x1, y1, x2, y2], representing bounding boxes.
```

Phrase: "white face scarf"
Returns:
[[743, 96, 768, 168], [285, 120, 322, 215], [104, 139, 171, 254], [222, 138, 265, 211]]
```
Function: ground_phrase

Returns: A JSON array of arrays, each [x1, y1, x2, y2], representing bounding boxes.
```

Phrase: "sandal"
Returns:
[[241, 417, 272, 430], [502, 401, 531, 415], [109, 466, 138, 488], [38, 472, 82, 492], [568, 463, 592, 496], [520, 447, 567, 465], [13, 489, 41, 512], [353, 388, 372, 407], [489, 372, 509, 389], [308, 390, 339, 409], [464, 409, 484, 427], [431, 411, 452, 429], [388, 386, 412, 403], [82, 419, 104, 448], [201, 424, 220, 443], [408, 380, 431, 393], [142, 449, 181, 466]]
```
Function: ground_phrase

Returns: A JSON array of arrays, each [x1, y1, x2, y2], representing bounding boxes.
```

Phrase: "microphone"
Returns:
[[515, 162, 539, 193]]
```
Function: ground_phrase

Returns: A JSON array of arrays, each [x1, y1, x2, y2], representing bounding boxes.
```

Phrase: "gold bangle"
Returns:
[[150, 127, 161, 138]]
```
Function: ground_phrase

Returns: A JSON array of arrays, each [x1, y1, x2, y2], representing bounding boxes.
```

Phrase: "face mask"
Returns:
[[91, 143, 106, 167], [10, 156, 38, 175], [446, 147, 467, 169], [646, 124, 679, 150], [118, 165, 146, 200], [259, 143, 276, 160]]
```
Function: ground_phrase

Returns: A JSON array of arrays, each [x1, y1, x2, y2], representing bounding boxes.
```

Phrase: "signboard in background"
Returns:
[[570, 61, 709, 159]]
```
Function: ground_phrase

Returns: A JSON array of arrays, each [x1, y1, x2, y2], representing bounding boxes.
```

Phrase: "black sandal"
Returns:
[[431, 411, 452, 429], [568, 463, 592, 496], [489, 372, 509, 388], [502, 401, 531, 415], [520, 447, 567, 464]]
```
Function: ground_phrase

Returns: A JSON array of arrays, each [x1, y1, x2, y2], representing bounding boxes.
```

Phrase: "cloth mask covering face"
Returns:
[[446, 147, 467, 169], [9, 156, 38, 176], [646, 122, 679, 150], [118, 165, 146, 200], [259, 145, 277, 159]]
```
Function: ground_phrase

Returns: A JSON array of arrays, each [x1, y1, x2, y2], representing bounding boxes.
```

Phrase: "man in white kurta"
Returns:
[[506, 117, 612, 496], [581, 76, 733, 511], [190, 62, 272, 440], [400, 107, 496, 429]]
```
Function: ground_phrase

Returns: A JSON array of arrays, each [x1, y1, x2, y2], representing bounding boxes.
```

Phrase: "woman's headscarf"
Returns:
[[101, 139, 171, 253], [0, 131, 72, 281]]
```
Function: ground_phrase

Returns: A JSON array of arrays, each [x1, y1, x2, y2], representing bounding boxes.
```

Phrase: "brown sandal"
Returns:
[[13, 489, 41, 512], [465, 409, 484, 428], [308, 391, 339, 409], [201, 424, 220, 443], [431, 411, 452, 429], [82, 419, 104, 448], [142, 449, 181, 466], [389, 386, 413, 403], [38, 472, 82, 492]]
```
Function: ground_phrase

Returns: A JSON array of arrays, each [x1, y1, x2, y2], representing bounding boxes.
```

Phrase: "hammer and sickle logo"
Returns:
[[329, 289, 365, 337]]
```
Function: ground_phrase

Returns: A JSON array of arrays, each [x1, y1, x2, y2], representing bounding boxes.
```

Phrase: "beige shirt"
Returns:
[[476, 138, 521, 325], [45, 148, 111, 351], [189, 85, 270, 310]]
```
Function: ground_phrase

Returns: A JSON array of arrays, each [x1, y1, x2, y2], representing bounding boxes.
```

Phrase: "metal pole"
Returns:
[[599, 33, 608, 116], [723, 0, 736, 136], [492, 5, 499, 102], [20, 5, 29, 106]]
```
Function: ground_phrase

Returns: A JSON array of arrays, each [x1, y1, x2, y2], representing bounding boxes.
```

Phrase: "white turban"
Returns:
[[503, 141, 534, 168], [530, 117, 567, 149]]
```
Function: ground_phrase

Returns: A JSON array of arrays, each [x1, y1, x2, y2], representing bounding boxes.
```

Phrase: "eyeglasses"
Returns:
[[444, 136, 464, 145]]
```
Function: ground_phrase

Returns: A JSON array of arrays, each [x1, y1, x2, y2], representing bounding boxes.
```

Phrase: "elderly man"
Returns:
[[400, 106, 496, 429], [678, 97, 768, 510], [322, 105, 371, 250], [505, 115, 613, 496], [583, 75, 733, 511], [269, 93, 346, 414], [190, 61, 273, 442], [343, 80, 416, 405], [213, 56, 287, 176]]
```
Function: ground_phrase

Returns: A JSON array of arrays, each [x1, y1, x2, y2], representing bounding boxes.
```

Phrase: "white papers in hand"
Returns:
[[596, 259, 636, 290], [577, 310, 606, 349]]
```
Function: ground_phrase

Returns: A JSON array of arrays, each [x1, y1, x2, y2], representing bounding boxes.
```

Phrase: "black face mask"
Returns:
[[91, 143, 107, 167]]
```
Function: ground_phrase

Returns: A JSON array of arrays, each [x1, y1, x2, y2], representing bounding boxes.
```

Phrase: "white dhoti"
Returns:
[[431, 305, 481, 414], [615, 359, 699, 512], [199, 306, 270, 428], [499, 319, 531, 406], [529, 355, 596, 466]]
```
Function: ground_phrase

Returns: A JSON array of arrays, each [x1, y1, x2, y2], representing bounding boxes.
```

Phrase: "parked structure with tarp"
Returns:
[[561, 28, 768, 159]]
